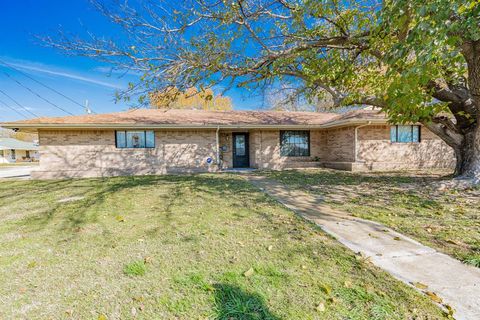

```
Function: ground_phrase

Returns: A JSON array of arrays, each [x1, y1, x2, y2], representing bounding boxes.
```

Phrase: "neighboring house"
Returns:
[[1, 109, 454, 179], [0, 138, 39, 164]]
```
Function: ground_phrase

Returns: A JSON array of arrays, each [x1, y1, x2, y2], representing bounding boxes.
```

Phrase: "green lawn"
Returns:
[[0, 174, 446, 319], [265, 169, 480, 268]]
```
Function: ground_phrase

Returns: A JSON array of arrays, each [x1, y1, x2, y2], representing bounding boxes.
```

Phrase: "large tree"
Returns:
[[44, 0, 480, 181]]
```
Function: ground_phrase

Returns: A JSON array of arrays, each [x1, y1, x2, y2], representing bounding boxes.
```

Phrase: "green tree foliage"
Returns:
[[44, 0, 480, 179]]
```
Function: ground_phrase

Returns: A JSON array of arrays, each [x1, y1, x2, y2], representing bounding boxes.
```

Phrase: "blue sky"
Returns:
[[0, 0, 261, 121]]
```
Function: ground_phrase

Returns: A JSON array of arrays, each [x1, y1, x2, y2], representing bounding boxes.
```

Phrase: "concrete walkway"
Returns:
[[247, 175, 480, 320]]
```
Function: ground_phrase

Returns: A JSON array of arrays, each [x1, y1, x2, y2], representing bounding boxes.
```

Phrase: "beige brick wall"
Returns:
[[219, 130, 323, 170], [34, 129, 219, 178], [33, 125, 455, 178], [218, 130, 236, 169], [323, 126, 356, 162], [356, 125, 455, 170]]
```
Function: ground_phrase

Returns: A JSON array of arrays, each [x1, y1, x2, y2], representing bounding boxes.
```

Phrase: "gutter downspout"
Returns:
[[354, 121, 371, 162], [216, 126, 221, 169]]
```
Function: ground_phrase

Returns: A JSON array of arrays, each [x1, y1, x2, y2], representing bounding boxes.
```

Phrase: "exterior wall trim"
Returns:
[[1, 118, 389, 131]]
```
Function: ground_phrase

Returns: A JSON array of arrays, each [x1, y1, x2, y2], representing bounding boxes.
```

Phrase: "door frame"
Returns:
[[232, 132, 250, 168]]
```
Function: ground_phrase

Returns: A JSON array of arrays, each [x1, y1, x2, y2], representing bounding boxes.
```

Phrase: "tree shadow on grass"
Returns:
[[8, 173, 267, 235], [262, 168, 452, 188], [213, 283, 280, 320]]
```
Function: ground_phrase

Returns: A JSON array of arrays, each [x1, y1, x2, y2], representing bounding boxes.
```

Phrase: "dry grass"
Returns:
[[0, 174, 445, 319], [265, 168, 480, 267]]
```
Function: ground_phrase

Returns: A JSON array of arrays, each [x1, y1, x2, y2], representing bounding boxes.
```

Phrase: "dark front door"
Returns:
[[232, 133, 249, 168]]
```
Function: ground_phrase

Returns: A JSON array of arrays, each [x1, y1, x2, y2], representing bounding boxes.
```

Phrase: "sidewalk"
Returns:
[[246, 175, 480, 320], [0, 165, 34, 179]]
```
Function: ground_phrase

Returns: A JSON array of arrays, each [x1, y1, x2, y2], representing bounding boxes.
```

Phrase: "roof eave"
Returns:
[[0, 118, 388, 131]]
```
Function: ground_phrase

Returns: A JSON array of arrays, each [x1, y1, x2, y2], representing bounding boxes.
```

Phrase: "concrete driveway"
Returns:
[[0, 165, 35, 179]]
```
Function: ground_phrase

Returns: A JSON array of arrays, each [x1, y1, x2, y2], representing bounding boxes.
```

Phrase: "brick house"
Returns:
[[1, 109, 454, 179], [0, 137, 39, 164]]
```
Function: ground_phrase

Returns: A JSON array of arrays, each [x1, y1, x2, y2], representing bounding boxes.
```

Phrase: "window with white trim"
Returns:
[[390, 125, 420, 143], [115, 130, 155, 148]]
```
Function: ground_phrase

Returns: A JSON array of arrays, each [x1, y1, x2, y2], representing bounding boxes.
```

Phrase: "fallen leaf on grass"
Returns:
[[425, 291, 443, 303], [355, 251, 366, 260], [27, 261, 37, 268], [98, 315, 108, 320], [143, 256, 152, 264], [355, 252, 372, 263], [444, 304, 455, 316], [320, 284, 332, 295], [411, 282, 428, 290], [446, 239, 462, 246], [327, 297, 339, 304], [115, 215, 125, 222], [316, 302, 325, 312], [267, 245, 273, 251], [243, 268, 254, 277], [393, 236, 401, 241]]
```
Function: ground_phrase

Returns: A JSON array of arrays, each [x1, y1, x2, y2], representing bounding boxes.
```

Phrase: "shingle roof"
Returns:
[[0, 138, 39, 150], [0, 109, 387, 129], [330, 109, 387, 121]]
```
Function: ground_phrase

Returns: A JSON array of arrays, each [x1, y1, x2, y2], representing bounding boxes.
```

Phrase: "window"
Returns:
[[115, 130, 155, 148], [26, 150, 30, 158], [280, 130, 310, 157], [390, 125, 420, 143], [11, 149, 16, 160], [235, 135, 246, 156]]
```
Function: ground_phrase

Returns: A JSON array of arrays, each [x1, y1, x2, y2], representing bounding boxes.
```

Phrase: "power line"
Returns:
[[0, 98, 28, 119], [0, 58, 96, 114], [2, 71, 74, 116], [0, 88, 39, 117]]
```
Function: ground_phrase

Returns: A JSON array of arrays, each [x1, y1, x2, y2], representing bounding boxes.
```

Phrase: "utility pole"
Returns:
[[84, 100, 92, 114]]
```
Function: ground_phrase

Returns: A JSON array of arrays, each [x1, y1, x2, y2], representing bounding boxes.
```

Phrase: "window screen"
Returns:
[[280, 131, 310, 156], [116, 130, 155, 148], [390, 125, 421, 143]]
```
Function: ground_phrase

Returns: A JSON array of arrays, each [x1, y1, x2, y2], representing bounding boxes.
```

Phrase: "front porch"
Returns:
[[216, 125, 454, 172], [217, 128, 350, 171]]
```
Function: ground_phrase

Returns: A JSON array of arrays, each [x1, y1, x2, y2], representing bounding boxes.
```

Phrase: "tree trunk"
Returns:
[[454, 125, 480, 180], [424, 120, 480, 182]]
